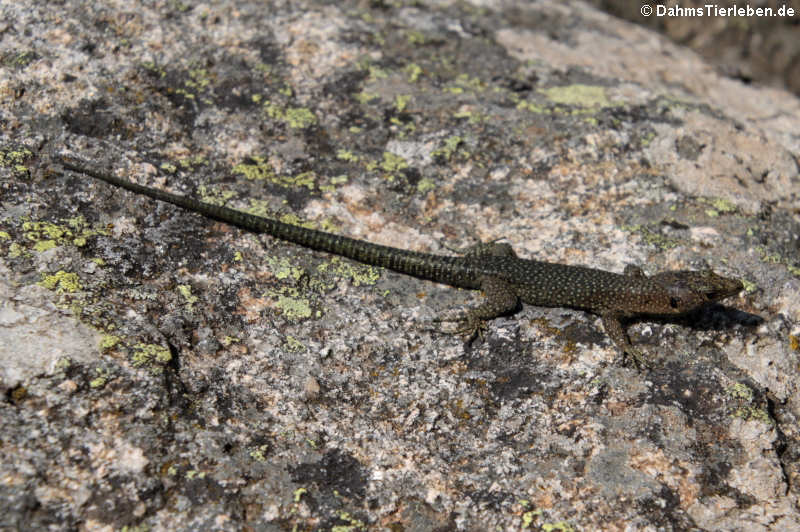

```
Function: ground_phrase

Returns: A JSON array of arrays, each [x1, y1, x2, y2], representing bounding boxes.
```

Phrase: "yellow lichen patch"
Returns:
[[728, 382, 753, 401], [516, 99, 547, 113], [89, 367, 112, 389], [416, 178, 436, 193], [405, 63, 422, 82], [336, 149, 359, 163], [539, 84, 610, 108], [278, 213, 316, 229], [39, 271, 81, 293], [273, 293, 312, 320], [394, 94, 411, 112], [233, 156, 316, 190], [33, 240, 57, 252], [8, 242, 24, 258], [233, 156, 275, 181], [131, 343, 172, 367], [0, 146, 33, 176], [197, 185, 235, 206], [100, 334, 121, 351], [284, 335, 305, 352], [701, 197, 738, 217], [177, 284, 198, 308], [431, 135, 466, 161], [221, 335, 240, 346], [541, 521, 576, 532], [262, 100, 317, 129], [249, 444, 270, 462], [319, 256, 380, 286], [266, 256, 306, 281], [21, 217, 100, 252], [378, 152, 408, 179]]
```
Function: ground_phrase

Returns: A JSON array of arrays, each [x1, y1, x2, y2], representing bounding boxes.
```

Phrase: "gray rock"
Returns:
[[1, 0, 798, 530]]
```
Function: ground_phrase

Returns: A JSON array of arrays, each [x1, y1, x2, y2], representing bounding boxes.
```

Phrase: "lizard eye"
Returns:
[[669, 297, 680, 309]]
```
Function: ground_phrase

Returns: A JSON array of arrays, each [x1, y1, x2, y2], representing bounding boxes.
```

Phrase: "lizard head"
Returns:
[[647, 269, 743, 315]]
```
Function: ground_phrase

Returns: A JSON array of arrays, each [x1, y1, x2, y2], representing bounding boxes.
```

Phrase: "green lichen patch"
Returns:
[[89, 367, 113, 389], [355, 91, 380, 105], [262, 100, 317, 129], [7, 242, 24, 258], [620, 224, 680, 250], [177, 284, 198, 308], [233, 156, 316, 190], [520, 504, 543, 529], [249, 444, 270, 462], [733, 405, 772, 424], [273, 293, 313, 320], [160, 162, 178, 174], [540, 84, 611, 109], [700, 197, 738, 217], [0, 146, 33, 176], [1, 50, 39, 69], [416, 178, 436, 193], [19, 217, 102, 253], [131, 343, 172, 367], [233, 156, 275, 181], [728, 382, 772, 424], [336, 149, 359, 163], [284, 336, 305, 352], [444, 73, 486, 95], [741, 278, 758, 292], [431, 135, 467, 162], [728, 382, 754, 401], [331, 511, 367, 532], [368, 151, 407, 181], [394, 94, 411, 112], [405, 63, 423, 83], [177, 155, 207, 169], [39, 271, 81, 293], [541, 521, 576, 532], [278, 213, 317, 229], [196, 184, 236, 207], [460, 109, 488, 123], [221, 335, 240, 346], [100, 334, 122, 351], [318, 257, 380, 287], [266, 256, 306, 281], [749, 245, 800, 277], [516, 99, 547, 114]]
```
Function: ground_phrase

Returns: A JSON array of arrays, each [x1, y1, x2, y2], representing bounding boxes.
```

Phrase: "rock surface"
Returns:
[[1, 0, 799, 530]]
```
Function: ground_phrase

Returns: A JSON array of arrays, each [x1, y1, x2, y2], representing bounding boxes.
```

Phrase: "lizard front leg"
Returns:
[[601, 313, 649, 369]]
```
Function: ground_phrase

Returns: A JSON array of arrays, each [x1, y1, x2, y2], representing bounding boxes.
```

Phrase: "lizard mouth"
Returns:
[[705, 282, 744, 301]]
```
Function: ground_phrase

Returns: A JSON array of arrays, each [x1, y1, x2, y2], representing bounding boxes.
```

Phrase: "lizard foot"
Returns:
[[431, 312, 488, 342]]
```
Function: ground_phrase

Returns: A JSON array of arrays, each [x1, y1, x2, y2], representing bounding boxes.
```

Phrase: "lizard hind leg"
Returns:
[[432, 275, 520, 341]]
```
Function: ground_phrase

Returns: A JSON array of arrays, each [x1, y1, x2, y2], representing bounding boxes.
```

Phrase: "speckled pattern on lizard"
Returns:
[[60, 157, 744, 368]]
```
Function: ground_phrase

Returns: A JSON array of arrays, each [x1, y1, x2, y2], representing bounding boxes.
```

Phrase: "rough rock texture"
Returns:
[[591, 0, 800, 97], [1, 0, 799, 530]]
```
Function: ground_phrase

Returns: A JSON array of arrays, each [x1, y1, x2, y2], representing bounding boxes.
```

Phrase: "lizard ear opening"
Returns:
[[669, 297, 680, 309]]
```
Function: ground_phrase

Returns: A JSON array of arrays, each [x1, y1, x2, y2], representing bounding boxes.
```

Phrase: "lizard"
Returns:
[[59, 156, 744, 368]]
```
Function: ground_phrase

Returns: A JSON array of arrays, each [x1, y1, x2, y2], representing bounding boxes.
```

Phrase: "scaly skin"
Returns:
[[60, 158, 744, 367]]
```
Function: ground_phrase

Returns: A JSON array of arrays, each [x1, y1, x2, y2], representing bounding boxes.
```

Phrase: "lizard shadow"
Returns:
[[625, 302, 761, 340]]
